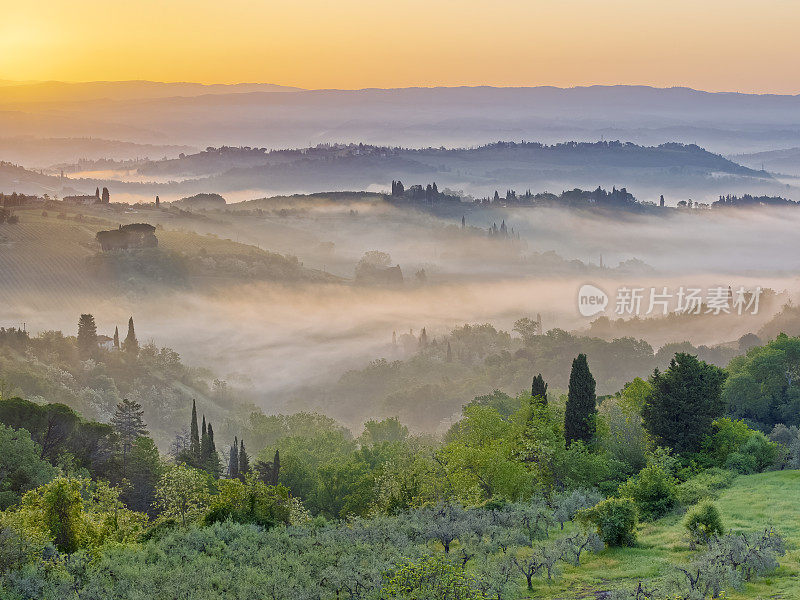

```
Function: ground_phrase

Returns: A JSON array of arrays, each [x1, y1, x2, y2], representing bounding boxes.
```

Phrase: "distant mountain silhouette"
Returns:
[[1, 85, 798, 154], [0, 80, 303, 104], [2, 141, 790, 201]]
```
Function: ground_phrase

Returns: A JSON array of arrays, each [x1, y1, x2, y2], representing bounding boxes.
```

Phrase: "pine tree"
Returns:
[[642, 353, 727, 454], [531, 373, 548, 405], [564, 354, 597, 446], [228, 436, 239, 479], [77, 314, 98, 358], [189, 400, 200, 464], [111, 398, 147, 473], [238, 440, 250, 480], [122, 316, 139, 355], [113, 326, 120, 349]]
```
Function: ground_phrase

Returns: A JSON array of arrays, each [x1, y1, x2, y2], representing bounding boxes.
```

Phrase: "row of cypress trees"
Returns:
[[530, 352, 598, 447], [180, 400, 222, 476], [179, 400, 280, 485]]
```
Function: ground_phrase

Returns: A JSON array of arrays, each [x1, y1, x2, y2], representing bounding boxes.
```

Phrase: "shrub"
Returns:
[[684, 501, 724, 546], [701, 418, 780, 473], [725, 451, 757, 474], [204, 476, 291, 529], [675, 468, 736, 505], [617, 464, 677, 520], [740, 433, 779, 472], [578, 497, 638, 547]]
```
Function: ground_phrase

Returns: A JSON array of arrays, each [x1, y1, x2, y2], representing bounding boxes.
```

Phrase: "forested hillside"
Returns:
[[3, 328, 800, 598], [294, 322, 744, 430]]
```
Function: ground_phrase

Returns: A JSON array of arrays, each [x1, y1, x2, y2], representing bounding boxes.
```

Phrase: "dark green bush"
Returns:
[[725, 451, 757, 474], [684, 500, 724, 546], [578, 497, 638, 547], [617, 464, 677, 520]]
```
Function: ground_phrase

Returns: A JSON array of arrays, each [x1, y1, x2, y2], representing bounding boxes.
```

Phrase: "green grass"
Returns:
[[525, 471, 800, 598]]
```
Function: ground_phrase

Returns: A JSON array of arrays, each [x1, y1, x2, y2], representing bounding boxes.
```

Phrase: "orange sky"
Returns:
[[2, 0, 799, 93]]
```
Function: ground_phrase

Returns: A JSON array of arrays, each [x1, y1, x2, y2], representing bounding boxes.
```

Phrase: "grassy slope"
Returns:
[[0, 207, 332, 310], [0, 210, 115, 309], [526, 471, 800, 599]]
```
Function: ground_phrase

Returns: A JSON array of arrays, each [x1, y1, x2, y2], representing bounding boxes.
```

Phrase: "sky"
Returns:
[[2, 0, 799, 93]]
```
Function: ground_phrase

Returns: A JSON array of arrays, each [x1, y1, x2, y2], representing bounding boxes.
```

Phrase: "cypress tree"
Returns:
[[531, 373, 548, 405], [77, 314, 98, 358], [113, 326, 120, 349], [228, 436, 239, 479], [189, 400, 200, 463], [446, 341, 452, 363], [272, 449, 280, 485], [255, 448, 280, 485], [238, 440, 250, 480], [122, 316, 139, 355], [206, 423, 221, 476], [200, 415, 210, 467], [564, 354, 597, 446]]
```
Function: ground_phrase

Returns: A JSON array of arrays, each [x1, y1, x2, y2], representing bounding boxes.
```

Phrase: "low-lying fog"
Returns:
[[4, 198, 800, 413]]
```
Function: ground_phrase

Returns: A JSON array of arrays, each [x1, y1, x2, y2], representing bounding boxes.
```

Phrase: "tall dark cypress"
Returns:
[[272, 449, 280, 485], [564, 354, 597, 446], [206, 423, 220, 476], [200, 415, 210, 466], [189, 400, 200, 463], [228, 436, 239, 479], [77, 314, 98, 358], [238, 440, 250, 480], [122, 316, 139, 355], [531, 373, 548, 405]]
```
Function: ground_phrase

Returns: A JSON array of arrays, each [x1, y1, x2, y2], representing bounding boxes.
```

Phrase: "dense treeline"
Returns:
[[297, 322, 743, 430], [0, 318, 239, 447]]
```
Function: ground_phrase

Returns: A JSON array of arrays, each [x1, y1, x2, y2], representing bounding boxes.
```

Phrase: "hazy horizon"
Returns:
[[4, 0, 800, 93]]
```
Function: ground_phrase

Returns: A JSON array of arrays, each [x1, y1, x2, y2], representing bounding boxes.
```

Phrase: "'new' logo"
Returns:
[[577, 284, 608, 317]]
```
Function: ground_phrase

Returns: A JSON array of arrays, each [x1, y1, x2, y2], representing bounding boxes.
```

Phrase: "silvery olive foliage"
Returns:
[[0, 497, 606, 600]]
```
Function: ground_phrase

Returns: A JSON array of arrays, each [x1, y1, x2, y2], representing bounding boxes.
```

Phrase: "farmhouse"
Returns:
[[96, 223, 158, 251]]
